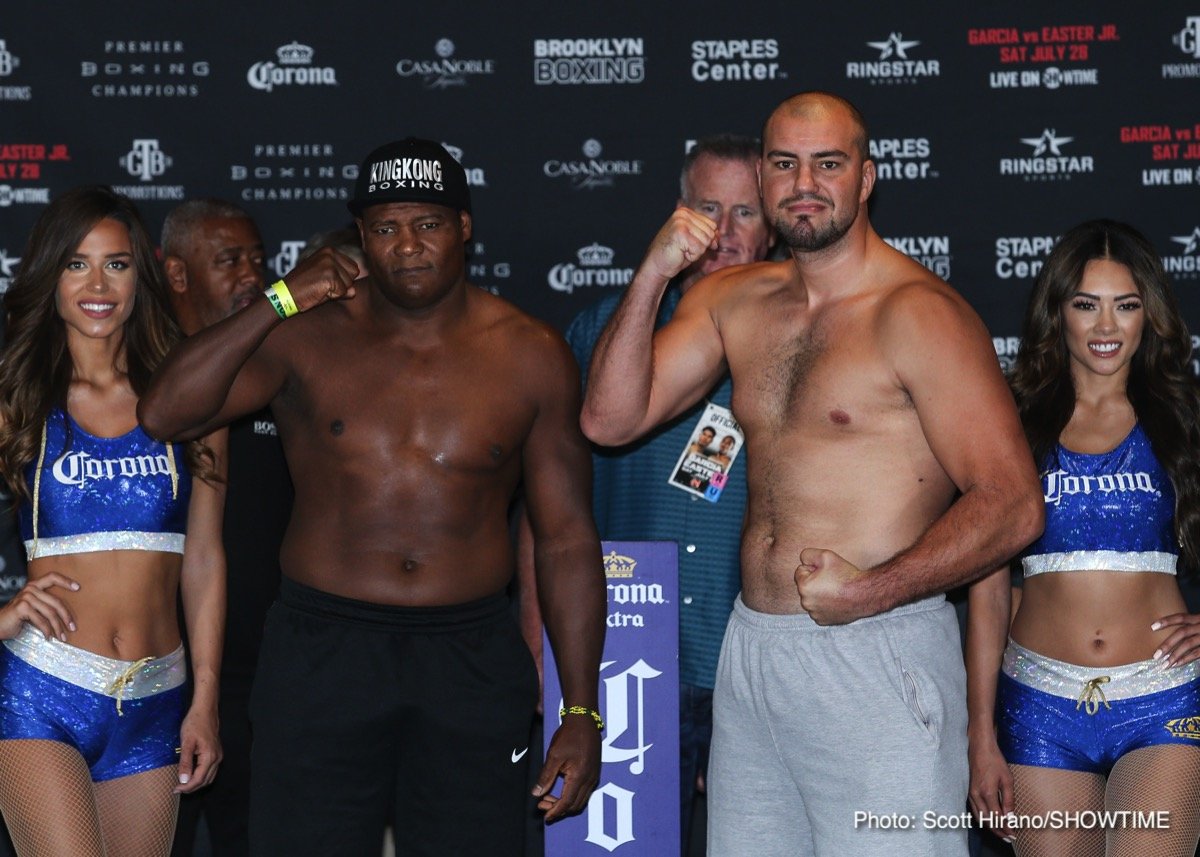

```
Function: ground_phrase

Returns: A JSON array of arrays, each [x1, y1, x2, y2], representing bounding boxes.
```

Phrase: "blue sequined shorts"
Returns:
[[997, 638, 1200, 774], [0, 624, 185, 781]]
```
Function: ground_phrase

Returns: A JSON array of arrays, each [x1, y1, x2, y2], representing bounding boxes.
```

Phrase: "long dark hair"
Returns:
[[1010, 219, 1200, 570], [0, 185, 215, 501]]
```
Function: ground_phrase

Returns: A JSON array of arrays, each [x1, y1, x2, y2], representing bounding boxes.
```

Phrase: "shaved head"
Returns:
[[763, 91, 870, 161]]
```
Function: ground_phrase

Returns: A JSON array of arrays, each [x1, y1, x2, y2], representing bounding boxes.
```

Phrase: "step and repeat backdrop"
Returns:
[[0, 2, 1196, 586], [0, 3, 1196, 336]]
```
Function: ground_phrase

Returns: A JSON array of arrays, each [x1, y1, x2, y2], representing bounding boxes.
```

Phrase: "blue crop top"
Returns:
[[1022, 423, 1178, 577], [18, 409, 192, 559]]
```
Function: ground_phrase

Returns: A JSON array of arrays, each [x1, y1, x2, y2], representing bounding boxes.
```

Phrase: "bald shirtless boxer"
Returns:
[[140, 138, 605, 857], [581, 92, 1043, 856]]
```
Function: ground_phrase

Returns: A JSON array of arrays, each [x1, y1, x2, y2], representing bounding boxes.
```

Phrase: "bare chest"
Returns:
[[727, 310, 912, 441], [275, 336, 534, 475]]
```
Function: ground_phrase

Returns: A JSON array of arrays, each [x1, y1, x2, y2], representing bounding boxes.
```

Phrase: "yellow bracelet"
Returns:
[[559, 705, 604, 731], [264, 280, 300, 319]]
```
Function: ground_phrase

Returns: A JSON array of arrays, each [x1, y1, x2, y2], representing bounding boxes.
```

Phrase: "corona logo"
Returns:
[[603, 551, 636, 578], [276, 41, 314, 64], [578, 242, 615, 266]]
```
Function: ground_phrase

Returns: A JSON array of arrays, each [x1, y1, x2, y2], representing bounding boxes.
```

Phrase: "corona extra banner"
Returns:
[[544, 541, 680, 854]]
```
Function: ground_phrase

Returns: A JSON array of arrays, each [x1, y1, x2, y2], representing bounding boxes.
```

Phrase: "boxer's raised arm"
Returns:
[[139, 248, 359, 441]]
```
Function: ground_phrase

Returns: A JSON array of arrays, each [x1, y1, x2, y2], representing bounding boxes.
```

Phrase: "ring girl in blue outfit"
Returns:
[[967, 220, 1200, 856], [0, 187, 226, 856]]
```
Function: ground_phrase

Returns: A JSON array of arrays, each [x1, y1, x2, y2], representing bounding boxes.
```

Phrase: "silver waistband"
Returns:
[[1002, 637, 1199, 702], [1022, 550, 1177, 577], [3, 623, 185, 700]]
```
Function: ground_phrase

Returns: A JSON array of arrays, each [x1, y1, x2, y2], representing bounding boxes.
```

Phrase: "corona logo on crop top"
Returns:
[[52, 451, 172, 488]]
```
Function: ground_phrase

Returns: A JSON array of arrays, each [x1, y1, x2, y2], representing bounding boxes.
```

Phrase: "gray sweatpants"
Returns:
[[708, 594, 969, 857]]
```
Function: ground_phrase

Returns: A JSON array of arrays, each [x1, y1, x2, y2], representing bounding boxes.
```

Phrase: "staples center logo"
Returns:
[[120, 139, 171, 181], [846, 32, 940, 83], [995, 235, 1058, 279], [247, 41, 338, 93], [1000, 129, 1094, 180], [395, 38, 496, 89], [547, 242, 634, 294], [690, 38, 785, 82], [543, 139, 643, 190], [0, 40, 20, 77]]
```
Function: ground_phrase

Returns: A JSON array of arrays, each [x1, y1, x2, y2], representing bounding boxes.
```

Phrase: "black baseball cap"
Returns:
[[348, 138, 471, 217]]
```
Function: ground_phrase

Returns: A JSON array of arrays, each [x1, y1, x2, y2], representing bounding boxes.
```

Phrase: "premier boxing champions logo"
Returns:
[[846, 32, 940, 84], [533, 36, 645, 85], [82, 40, 208, 98], [547, 243, 634, 294], [690, 38, 785, 82], [230, 143, 357, 203], [247, 41, 337, 93], [395, 38, 495, 89], [1000, 129, 1094, 181]]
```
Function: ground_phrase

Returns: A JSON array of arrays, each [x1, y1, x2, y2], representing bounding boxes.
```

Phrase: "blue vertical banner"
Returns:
[[545, 541, 680, 854]]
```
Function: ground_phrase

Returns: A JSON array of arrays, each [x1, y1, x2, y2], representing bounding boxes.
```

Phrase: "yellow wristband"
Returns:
[[559, 705, 604, 731], [264, 280, 300, 319]]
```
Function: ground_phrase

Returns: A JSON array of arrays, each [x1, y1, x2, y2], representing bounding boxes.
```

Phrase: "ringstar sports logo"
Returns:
[[1022, 129, 1071, 156], [868, 32, 919, 59], [247, 42, 337, 93], [543, 139, 643, 190], [846, 32, 940, 83], [1164, 227, 1200, 279], [999, 130, 1094, 180], [395, 39, 495, 89], [533, 37, 645, 85], [547, 243, 634, 294]]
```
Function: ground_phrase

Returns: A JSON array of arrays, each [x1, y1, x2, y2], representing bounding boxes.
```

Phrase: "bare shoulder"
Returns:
[[471, 288, 578, 377], [684, 259, 796, 323], [875, 262, 986, 345]]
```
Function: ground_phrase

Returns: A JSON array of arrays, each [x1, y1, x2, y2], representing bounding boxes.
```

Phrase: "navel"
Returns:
[[489, 444, 502, 460], [403, 558, 418, 573], [330, 419, 345, 436]]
